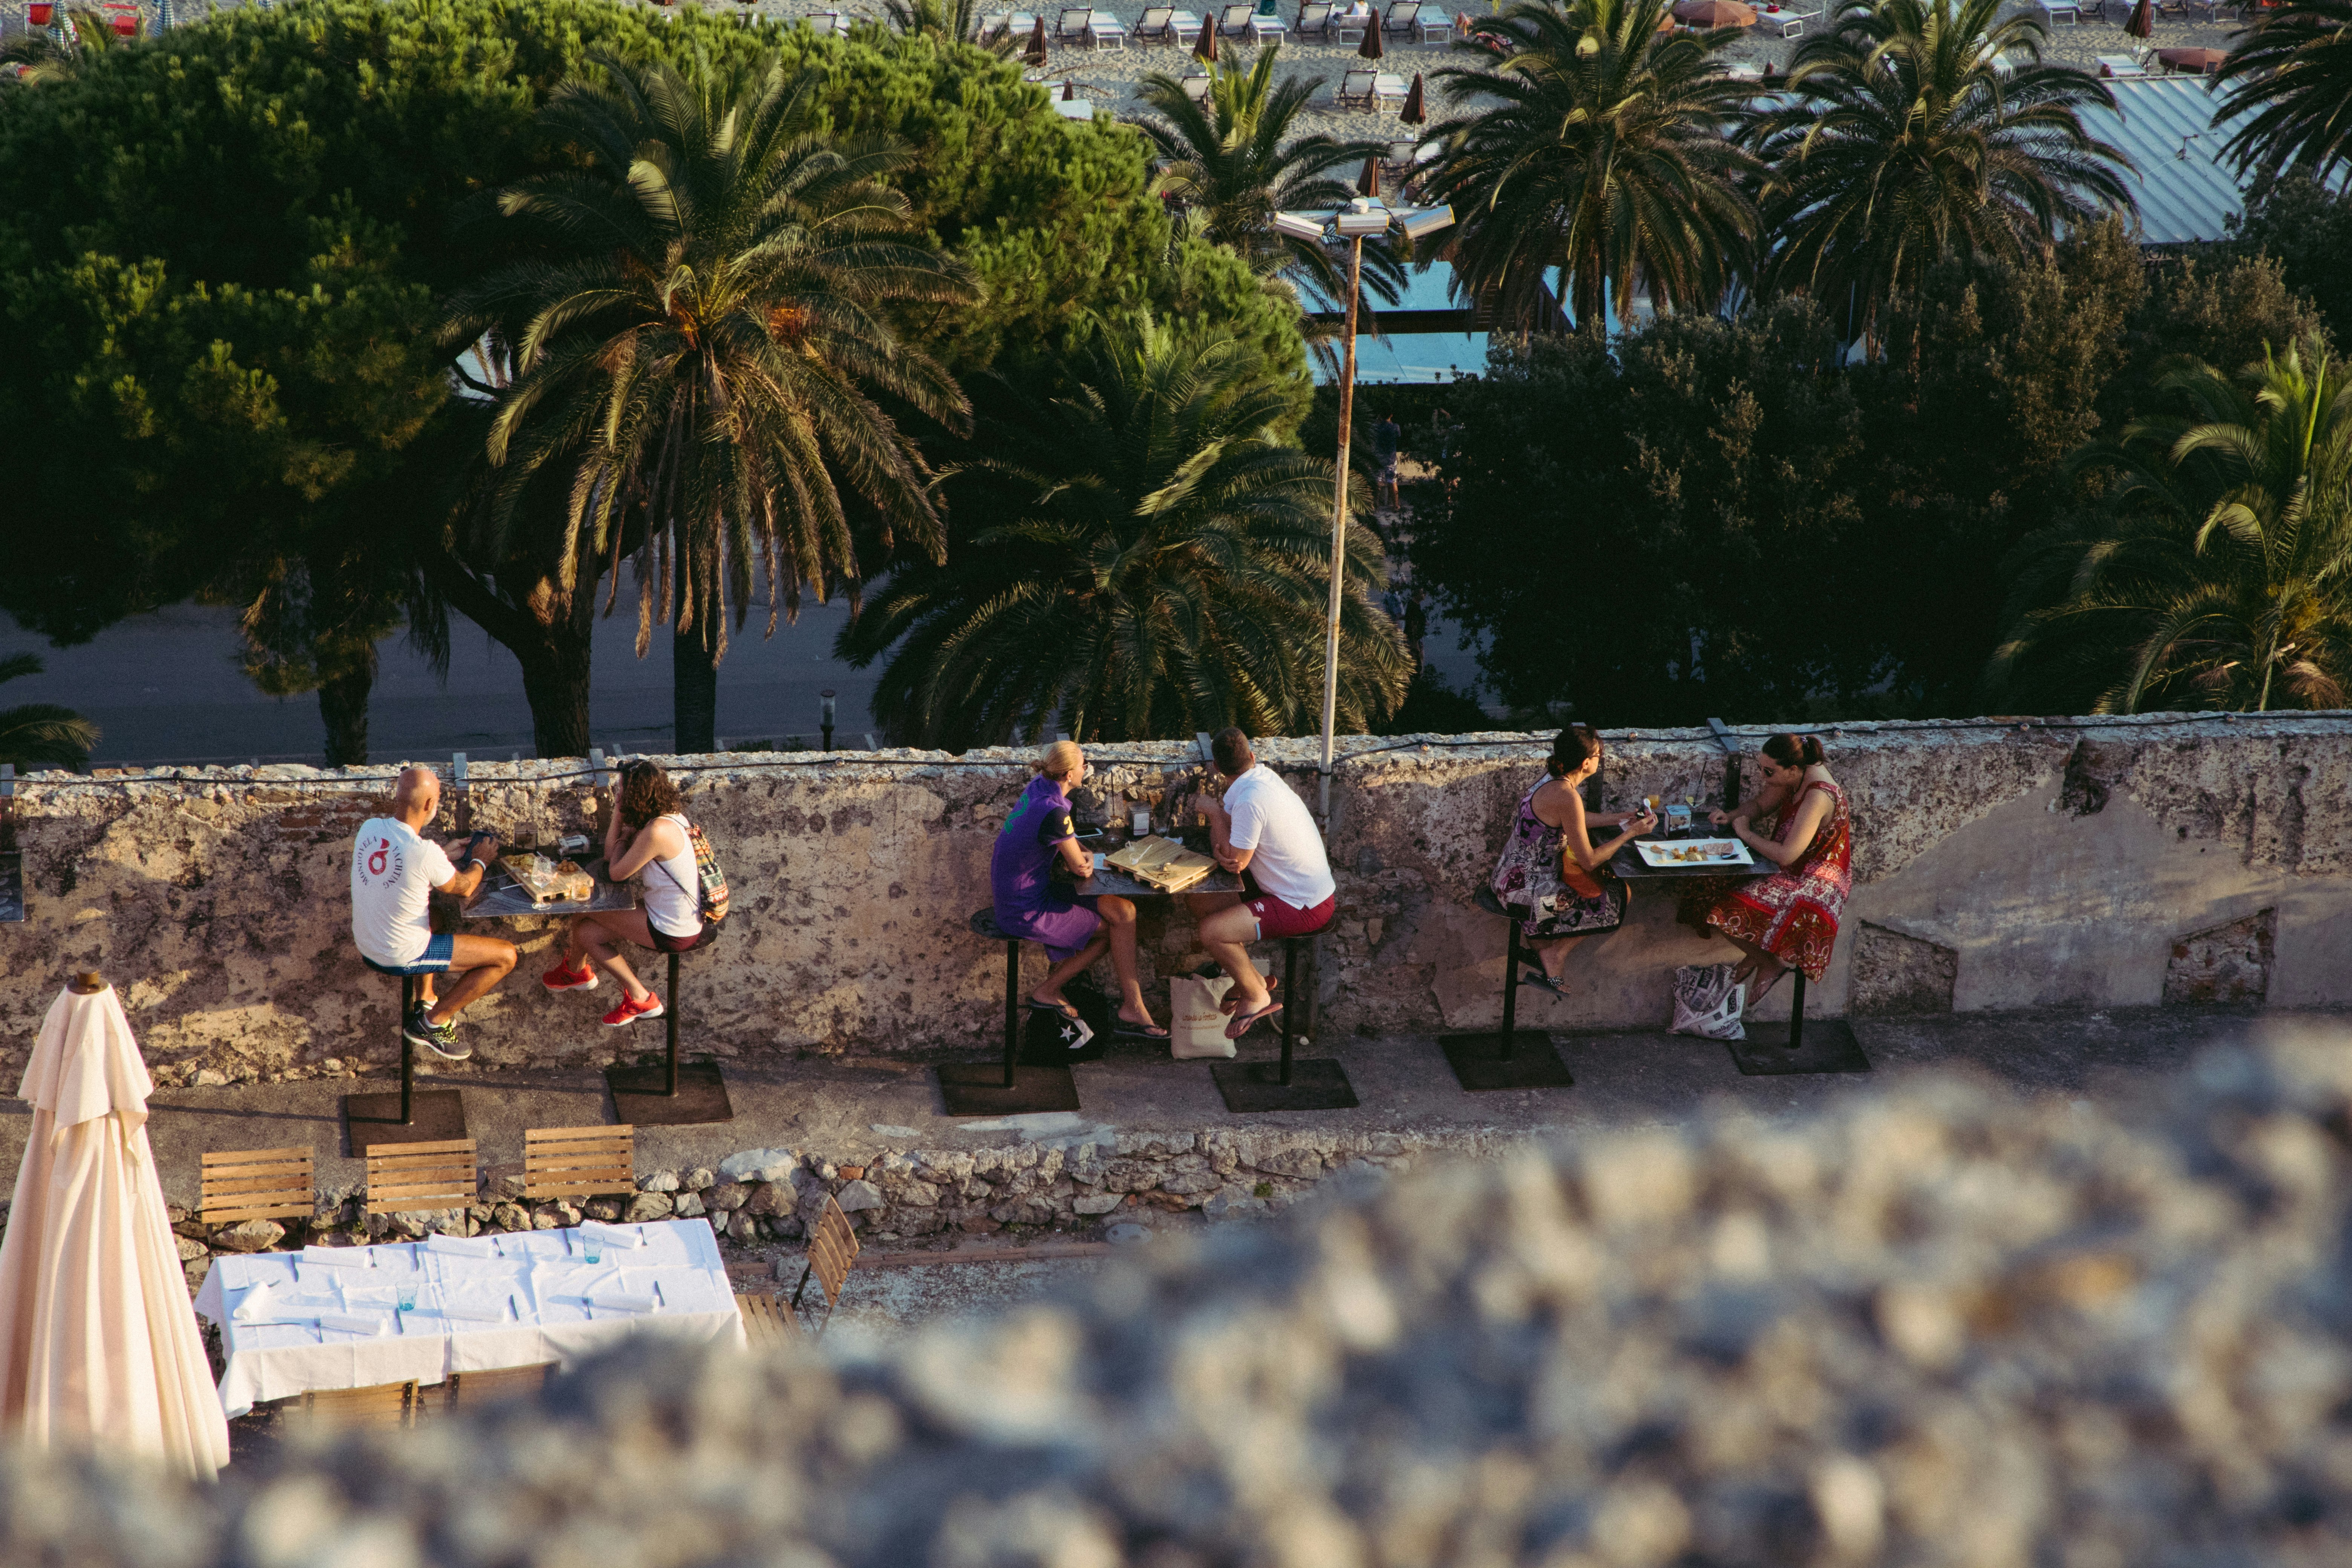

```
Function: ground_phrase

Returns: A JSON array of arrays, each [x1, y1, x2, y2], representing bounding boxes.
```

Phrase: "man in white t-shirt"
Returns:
[[351, 767, 516, 1059], [1185, 728, 1338, 1041]]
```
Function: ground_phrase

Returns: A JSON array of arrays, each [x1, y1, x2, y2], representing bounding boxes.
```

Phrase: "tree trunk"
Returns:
[[317, 645, 377, 767], [518, 636, 594, 759], [674, 622, 719, 755]]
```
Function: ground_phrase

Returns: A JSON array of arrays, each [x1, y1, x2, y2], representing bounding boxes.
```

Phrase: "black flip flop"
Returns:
[[1112, 1019, 1170, 1041], [1518, 966, 1570, 998], [1026, 997, 1081, 1021]]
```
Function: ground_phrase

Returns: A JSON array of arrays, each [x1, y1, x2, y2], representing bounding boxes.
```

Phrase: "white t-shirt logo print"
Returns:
[[351, 819, 453, 968]]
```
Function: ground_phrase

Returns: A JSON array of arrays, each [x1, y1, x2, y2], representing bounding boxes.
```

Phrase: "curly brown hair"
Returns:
[[617, 760, 684, 831]]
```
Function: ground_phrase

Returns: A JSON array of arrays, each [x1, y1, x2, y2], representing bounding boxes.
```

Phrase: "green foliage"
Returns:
[[1425, 0, 1756, 329], [0, 655, 100, 770], [838, 313, 1406, 747], [2214, 0, 2352, 187], [2225, 178, 2352, 351], [1746, 0, 2130, 344], [1409, 222, 2337, 724], [1993, 337, 2352, 712]]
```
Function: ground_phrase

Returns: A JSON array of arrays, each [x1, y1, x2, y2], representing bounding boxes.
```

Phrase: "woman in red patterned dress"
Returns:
[[1681, 733, 1851, 997]]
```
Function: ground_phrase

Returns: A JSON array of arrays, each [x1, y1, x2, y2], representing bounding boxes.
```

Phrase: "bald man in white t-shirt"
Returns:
[[350, 767, 516, 1059], [1184, 728, 1337, 1042]]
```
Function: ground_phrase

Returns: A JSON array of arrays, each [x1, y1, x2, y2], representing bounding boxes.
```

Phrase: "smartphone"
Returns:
[[1074, 827, 1103, 842]]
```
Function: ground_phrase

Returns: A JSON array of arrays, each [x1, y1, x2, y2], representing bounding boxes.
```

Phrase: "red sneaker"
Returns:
[[541, 959, 598, 993], [601, 992, 664, 1027]]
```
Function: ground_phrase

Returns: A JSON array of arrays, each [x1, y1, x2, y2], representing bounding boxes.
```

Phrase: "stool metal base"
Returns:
[[1726, 1019, 1870, 1076], [1210, 1058, 1358, 1113], [1441, 1031, 1574, 1091], [938, 1061, 1082, 1116], [343, 1089, 468, 1153], [607, 1060, 735, 1125]]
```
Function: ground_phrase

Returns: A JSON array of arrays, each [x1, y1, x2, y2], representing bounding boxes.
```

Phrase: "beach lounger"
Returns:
[[1089, 6, 1126, 43], [1180, 70, 1213, 100], [1295, 0, 1334, 36], [1057, 6, 1094, 43], [1136, 3, 1191, 40], [1337, 67, 1378, 107]]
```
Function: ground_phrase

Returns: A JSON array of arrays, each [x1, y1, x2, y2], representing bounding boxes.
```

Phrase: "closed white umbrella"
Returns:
[[0, 975, 229, 1479]]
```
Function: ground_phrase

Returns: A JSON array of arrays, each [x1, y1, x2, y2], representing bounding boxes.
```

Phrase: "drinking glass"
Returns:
[[582, 1237, 603, 1266], [1132, 807, 1152, 837], [395, 1281, 417, 1314]]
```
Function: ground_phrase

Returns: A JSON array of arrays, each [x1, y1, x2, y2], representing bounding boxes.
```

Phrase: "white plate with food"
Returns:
[[1635, 838, 1755, 868]]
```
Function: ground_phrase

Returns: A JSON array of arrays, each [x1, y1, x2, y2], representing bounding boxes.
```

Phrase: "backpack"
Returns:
[[654, 818, 731, 923]]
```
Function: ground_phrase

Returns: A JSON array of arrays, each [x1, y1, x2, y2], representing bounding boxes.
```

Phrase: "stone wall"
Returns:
[[10, 1029, 2352, 1567], [0, 713, 2344, 1086]]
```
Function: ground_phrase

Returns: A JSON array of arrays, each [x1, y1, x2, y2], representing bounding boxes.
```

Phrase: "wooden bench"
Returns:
[[737, 1292, 802, 1350], [522, 1125, 635, 1202], [199, 1146, 314, 1231], [786, 1195, 862, 1337], [364, 1139, 477, 1217]]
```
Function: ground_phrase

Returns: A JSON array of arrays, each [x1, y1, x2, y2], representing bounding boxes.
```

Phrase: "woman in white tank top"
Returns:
[[541, 760, 707, 1028]]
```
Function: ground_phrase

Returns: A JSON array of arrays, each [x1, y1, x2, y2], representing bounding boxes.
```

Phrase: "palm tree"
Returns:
[[1989, 338, 2352, 713], [1746, 0, 2131, 348], [1138, 48, 1402, 317], [0, 655, 100, 770], [442, 55, 976, 754], [1419, 0, 1758, 331], [883, 0, 1019, 54], [2215, 0, 2352, 187], [837, 312, 1412, 747]]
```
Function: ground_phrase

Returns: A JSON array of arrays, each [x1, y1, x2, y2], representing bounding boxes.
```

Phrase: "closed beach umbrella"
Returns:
[[2156, 44, 2225, 72], [1193, 17, 1216, 60], [1401, 69, 1425, 124], [1359, 156, 1382, 198], [1359, 14, 1384, 58], [1027, 12, 1048, 64], [2125, 0, 2152, 36], [1063, 79, 1076, 98], [0, 977, 229, 1481]]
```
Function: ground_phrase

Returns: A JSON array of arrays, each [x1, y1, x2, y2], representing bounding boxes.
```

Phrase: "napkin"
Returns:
[[339, 1285, 398, 1308], [301, 1245, 371, 1268], [231, 1282, 276, 1323], [320, 1312, 388, 1336], [426, 1233, 500, 1259], [435, 1302, 507, 1323], [588, 1291, 659, 1313], [579, 1220, 646, 1250]]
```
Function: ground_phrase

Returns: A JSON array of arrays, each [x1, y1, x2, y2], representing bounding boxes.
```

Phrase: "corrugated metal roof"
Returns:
[[2082, 75, 2247, 246]]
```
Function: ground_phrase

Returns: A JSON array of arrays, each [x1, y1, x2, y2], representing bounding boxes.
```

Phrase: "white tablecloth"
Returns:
[[191, 1219, 744, 1418]]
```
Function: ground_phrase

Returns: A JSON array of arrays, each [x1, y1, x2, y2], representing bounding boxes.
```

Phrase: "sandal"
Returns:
[[1217, 972, 1280, 1015], [1519, 965, 1571, 998], [1112, 1018, 1170, 1041], [1225, 998, 1283, 1041], [1026, 996, 1081, 1021]]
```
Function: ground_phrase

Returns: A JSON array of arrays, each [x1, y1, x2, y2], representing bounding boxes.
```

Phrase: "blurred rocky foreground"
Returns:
[[12, 1027, 2352, 1568]]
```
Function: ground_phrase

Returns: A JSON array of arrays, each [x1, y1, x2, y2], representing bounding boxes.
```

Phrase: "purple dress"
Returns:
[[990, 776, 1101, 959]]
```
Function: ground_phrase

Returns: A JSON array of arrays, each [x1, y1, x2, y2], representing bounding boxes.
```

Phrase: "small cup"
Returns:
[[582, 1238, 603, 1266], [395, 1282, 418, 1314], [1131, 808, 1151, 836]]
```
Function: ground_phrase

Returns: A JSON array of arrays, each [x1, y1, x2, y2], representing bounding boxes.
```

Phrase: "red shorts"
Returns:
[[1247, 891, 1335, 940]]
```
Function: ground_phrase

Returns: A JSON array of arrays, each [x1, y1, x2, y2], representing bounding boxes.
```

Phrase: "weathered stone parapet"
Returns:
[[0, 715, 2345, 1085]]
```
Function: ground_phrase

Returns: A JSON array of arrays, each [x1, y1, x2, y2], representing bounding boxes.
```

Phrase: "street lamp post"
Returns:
[[1272, 194, 1455, 825]]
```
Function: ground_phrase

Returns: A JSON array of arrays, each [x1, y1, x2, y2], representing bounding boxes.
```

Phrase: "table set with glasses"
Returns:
[[191, 1219, 743, 1418]]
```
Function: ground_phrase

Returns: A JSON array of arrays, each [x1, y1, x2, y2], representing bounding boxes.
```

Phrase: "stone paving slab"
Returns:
[[2, 1004, 2327, 1211]]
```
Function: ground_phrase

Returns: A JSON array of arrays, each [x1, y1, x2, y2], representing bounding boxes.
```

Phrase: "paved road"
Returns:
[[1, 601, 1492, 768]]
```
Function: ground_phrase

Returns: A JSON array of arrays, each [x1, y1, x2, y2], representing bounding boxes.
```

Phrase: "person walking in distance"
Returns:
[[350, 767, 517, 1058], [1371, 409, 1404, 514]]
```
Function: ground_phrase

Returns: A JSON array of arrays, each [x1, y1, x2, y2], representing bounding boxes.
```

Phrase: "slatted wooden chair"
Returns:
[[447, 1363, 556, 1408], [199, 1145, 314, 1234], [737, 1293, 801, 1351], [298, 1380, 417, 1431], [522, 1125, 636, 1202], [786, 1194, 862, 1337], [364, 1139, 478, 1217]]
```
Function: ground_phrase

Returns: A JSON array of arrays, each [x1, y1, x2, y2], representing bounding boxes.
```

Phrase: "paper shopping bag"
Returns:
[[1168, 959, 1271, 1060]]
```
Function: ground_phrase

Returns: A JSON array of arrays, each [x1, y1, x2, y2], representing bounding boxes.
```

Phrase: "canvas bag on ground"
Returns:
[[1168, 958, 1273, 1060], [1670, 962, 1746, 1041]]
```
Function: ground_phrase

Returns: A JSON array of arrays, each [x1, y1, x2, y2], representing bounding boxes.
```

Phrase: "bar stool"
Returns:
[[937, 907, 1083, 1115], [343, 966, 468, 1151], [1208, 920, 1359, 1112], [1438, 887, 1575, 1091], [607, 933, 734, 1125]]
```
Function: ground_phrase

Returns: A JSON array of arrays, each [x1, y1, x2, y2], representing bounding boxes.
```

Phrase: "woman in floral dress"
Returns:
[[1491, 727, 1656, 995], [1681, 733, 1852, 995]]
